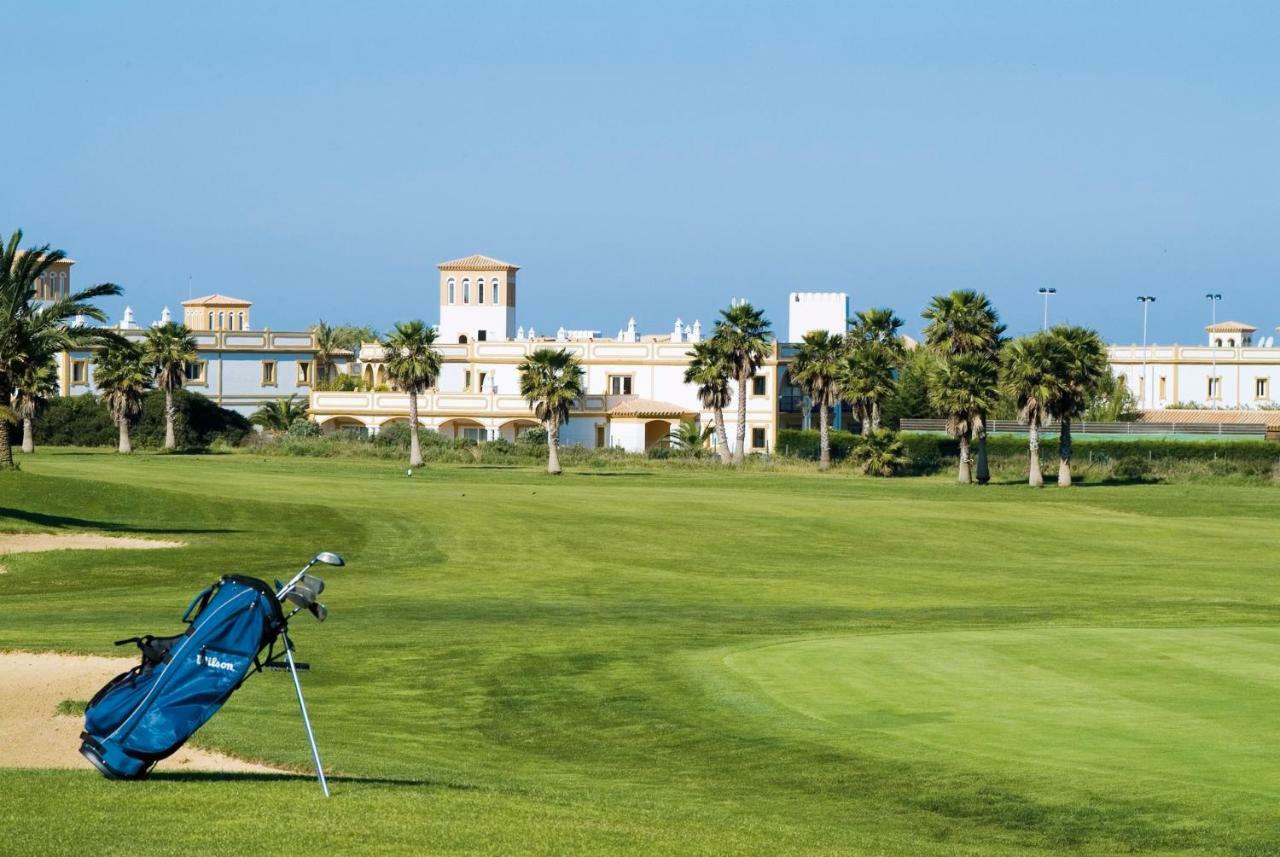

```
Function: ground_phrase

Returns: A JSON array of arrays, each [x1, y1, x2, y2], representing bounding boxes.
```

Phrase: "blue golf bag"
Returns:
[[80, 575, 287, 780]]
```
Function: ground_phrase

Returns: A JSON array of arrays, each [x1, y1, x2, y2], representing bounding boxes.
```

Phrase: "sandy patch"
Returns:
[[0, 651, 282, 774], [0, 533, 185, 555]]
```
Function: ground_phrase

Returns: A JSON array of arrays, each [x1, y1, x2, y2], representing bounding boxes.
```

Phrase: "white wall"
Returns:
[[787, 292, 848, 343]]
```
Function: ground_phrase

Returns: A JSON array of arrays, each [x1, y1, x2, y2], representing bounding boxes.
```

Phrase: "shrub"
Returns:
[[373, 422, 413, 449], [521, 425, 548, 445], [286, 418, 322, 439], [1110, 455, 1155, 483], [850, 430, 908, 476], [135, 390, 251, 449], [34, 394, 117, 447]]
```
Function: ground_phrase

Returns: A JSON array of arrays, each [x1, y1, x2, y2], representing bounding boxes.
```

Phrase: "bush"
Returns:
[[850, 430, 908, 476], [286, 418, 322, 439], [373, 422, 413, 449], [521, 425, 548, 445], [33, 394, 117, 447], [1110, 455, 1155, 482], [135, 390, 251, 450]]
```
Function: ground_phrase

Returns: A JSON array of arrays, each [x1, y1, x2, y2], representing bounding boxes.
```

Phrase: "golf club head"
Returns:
[[309, 601, 328, 622], [314, 551, 345, 567]]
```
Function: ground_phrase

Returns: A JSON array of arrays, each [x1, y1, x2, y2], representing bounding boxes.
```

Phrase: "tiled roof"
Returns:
[[607, 398, 694, 417], [1205, 320, 1256, 332], [182, 294, 252, 306], [436, 254, 519, 272], [1135, 409, 1274, 425]]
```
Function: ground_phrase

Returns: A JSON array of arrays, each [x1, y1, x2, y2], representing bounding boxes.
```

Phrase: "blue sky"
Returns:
[[4, 2, 1277, 344]]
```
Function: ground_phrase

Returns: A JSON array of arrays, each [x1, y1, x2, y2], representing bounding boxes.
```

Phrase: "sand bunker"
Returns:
[[0, 533, 185, 555], [0, 651, 282, 773]]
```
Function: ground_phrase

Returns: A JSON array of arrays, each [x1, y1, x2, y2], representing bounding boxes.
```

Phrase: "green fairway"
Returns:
[[1, 451, 1278, 855]]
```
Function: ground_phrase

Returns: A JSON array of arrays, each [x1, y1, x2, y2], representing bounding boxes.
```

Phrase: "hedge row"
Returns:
[[777, 428, 1280, 470]]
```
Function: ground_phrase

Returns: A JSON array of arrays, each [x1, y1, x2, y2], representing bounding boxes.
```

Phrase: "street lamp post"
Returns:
[[1038, 287, 1057, 331], [1137, 296, 1156, 409], [1206, 293, 1222, 406]]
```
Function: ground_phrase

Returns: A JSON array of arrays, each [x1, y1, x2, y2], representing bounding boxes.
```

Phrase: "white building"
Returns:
[[1108, 321, 1280, 409], [309, 255, 852, 452]]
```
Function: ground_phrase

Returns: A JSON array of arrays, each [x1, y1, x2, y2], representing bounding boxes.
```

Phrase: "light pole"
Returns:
[[1137, 296, 1156, 409], [1206, 293, 1222, 406], [1038, 287, 1057, 331]]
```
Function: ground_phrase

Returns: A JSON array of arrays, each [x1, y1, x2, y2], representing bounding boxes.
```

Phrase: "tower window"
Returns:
[[492, 278, 500, 304], [1207, 377, 1221, 399], [478, 280, 486, 304], [1256, 378, 1270, 399], [462, 278, 470, 304], [752, 376, 768, 396], [448, 278, 456, 304], [238, 311, 245, 330], [477, 330, 487, 342], [208, 312, 214, 328]]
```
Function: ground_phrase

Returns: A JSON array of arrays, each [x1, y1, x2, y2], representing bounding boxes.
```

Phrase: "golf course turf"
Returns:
[[0, 450, 1277, 855]]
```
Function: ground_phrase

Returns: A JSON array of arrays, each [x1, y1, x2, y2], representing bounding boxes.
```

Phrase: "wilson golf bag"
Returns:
[[79, 575, 287, 780]]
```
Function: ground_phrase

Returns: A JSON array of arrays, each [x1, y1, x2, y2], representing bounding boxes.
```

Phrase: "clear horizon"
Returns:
[[4, 2, 1276, 345]]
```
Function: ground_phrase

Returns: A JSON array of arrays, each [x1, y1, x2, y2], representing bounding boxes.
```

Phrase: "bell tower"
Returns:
[[437, 255, 518, 343]]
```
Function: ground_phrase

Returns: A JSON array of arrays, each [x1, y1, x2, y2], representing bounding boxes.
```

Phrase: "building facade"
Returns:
[[1108, 321, 1280, 410], [310, 255, 804, 453]]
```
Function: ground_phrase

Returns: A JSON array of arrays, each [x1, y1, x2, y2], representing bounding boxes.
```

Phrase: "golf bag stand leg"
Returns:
[[283, 630, 330, 797]]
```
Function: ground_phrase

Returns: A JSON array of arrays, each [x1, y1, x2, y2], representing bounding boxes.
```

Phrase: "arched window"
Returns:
[[1228, 338, 1236, 347], [462, 278, 470, 304], [478, 280, 486, 304], [491, 278, 500, 304], [238, 311, 245, 330], [218, 311, 225, 329], [208, 312, 214, 328], [458, 334, 468, 344], [1215, 338, 1223, 347], [448, 278, 456, 304]]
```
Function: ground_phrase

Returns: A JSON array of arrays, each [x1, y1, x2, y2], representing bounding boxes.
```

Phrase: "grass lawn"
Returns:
[[1, 450, 1278, 855]]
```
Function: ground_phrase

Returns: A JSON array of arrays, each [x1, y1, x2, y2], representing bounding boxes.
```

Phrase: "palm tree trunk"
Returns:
[[547, 417, 562, 475], [118, 417, 133, 454], [957, 434, 972, 484], [713, 406, 732, 464], [733, 370, 749, 465], [21, 417, 34, 454], [1058, 416, 1073, 487], [408, 392, 423, 467], [817, 401, 831, 471], [860, 402, 872, 436], [164, 388, 177, 450], [975, 412, 990, 485], [870, 400, 882, 433], [1027, 416, 1043, 487], [0, 385, 14, 468]]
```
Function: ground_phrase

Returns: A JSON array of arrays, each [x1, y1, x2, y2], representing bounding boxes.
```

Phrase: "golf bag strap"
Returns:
[[182, 585, 215, 624]]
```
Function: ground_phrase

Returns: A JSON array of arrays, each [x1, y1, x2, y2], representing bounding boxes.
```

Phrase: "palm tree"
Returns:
[[1045, 325, 1108, 487], [845, 308, 905, 433], [842, 344, 898, 435], [13, 359, 57, 454], [922, 290, 1005, 483], [310, 320, 343, 386], [1001, 333, 1065, 487], [712, 302, 772, 464], [95, 342, 151, 454], [789, 330, 845, 471], [927, 354, 999, 484], [684, 340, 734, 464], [251, 395, 311, 434], [141, 322, 198, 451], [851, 429, 908, 477], [0, 230, 121, 467], [380, 320, 443, 468], [668, 420, 712, 453], [518, 348, 585, 475]]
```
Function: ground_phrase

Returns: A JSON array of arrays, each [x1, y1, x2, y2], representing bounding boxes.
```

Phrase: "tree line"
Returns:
[[789, 289, 1110, 486]]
